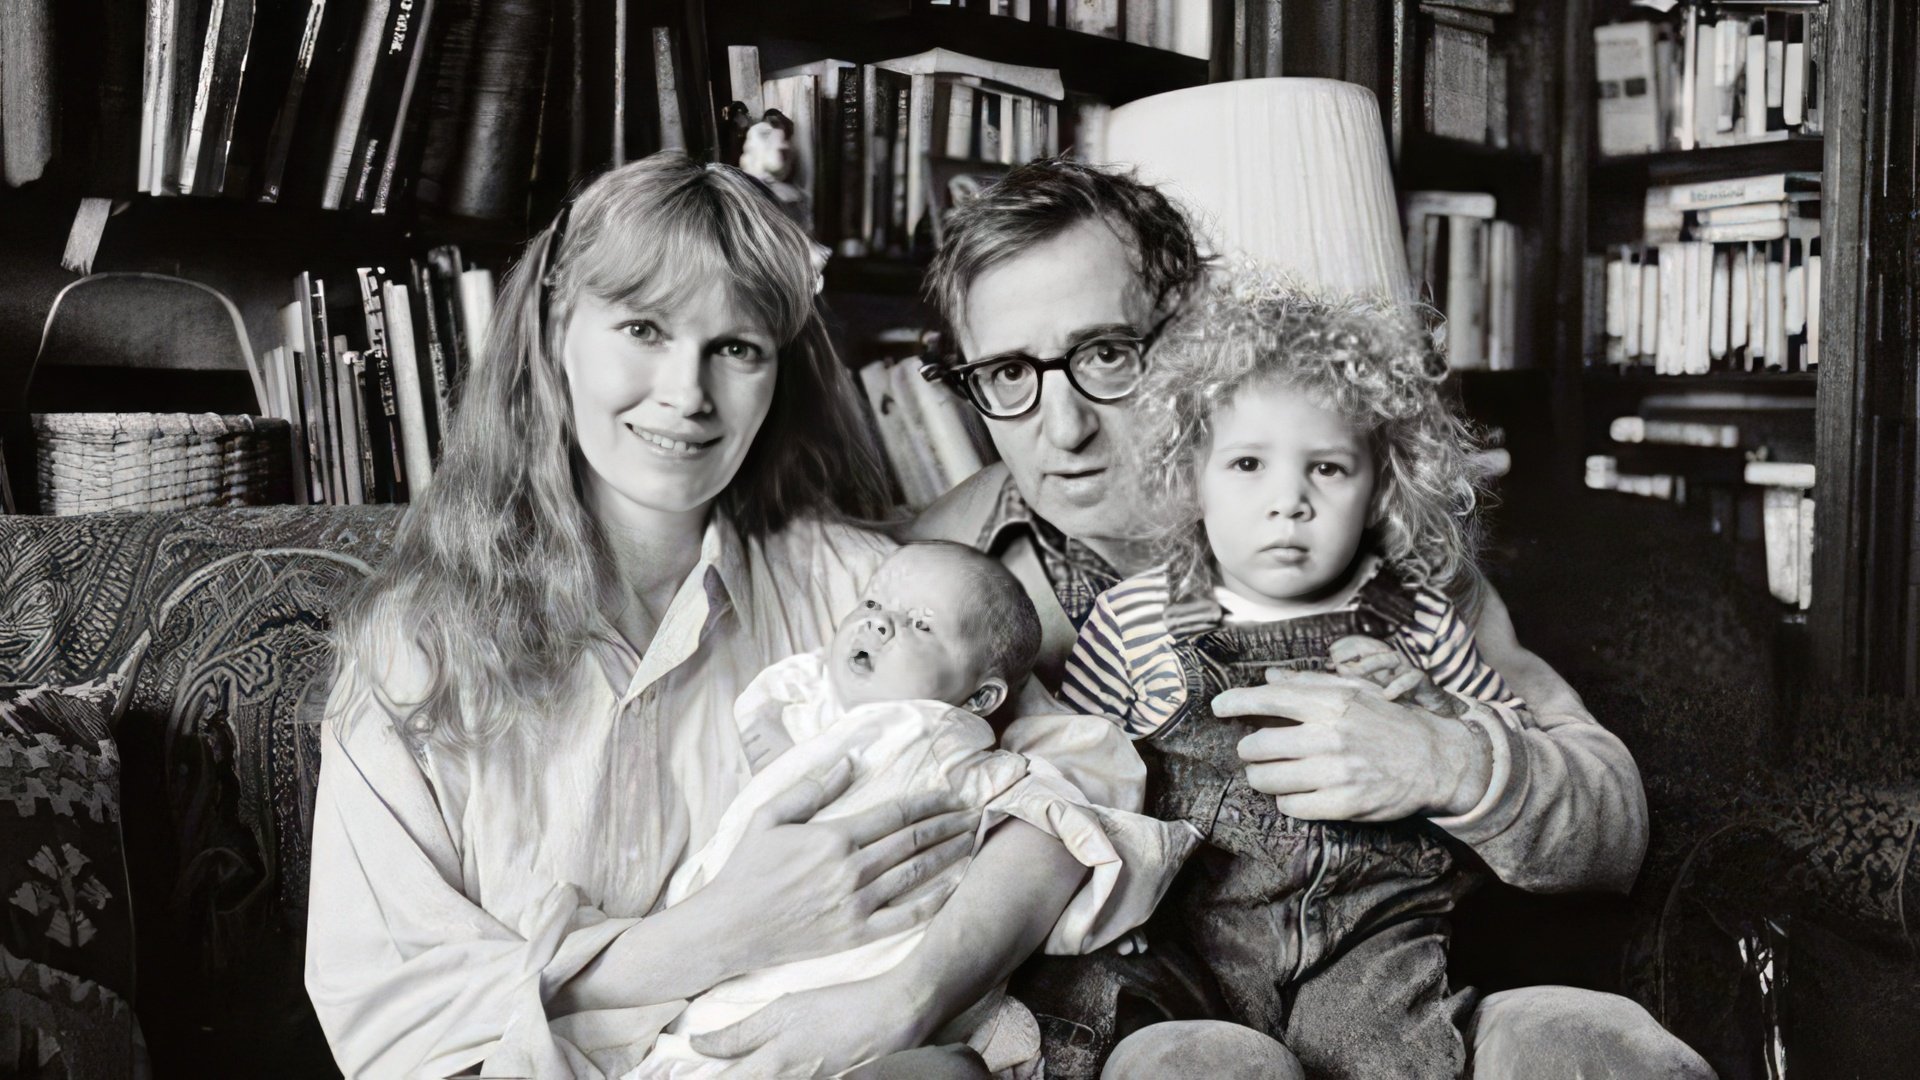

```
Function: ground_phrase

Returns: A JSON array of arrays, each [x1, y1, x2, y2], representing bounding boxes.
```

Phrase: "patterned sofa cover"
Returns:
[[0, 507, 402, 1079]]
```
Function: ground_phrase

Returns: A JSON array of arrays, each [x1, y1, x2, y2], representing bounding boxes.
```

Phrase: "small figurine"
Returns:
[[738, 109, 810, 230]]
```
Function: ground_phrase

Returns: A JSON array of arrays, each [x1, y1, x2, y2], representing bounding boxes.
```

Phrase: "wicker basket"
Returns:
[[32, 413, 293, 515]]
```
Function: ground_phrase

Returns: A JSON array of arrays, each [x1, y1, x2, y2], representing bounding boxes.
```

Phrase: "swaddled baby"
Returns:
[[641, 541, 1123, 1077]]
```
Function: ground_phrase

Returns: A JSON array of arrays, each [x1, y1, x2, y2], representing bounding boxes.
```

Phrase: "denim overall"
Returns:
[[1139, 567, 1478, 1080]]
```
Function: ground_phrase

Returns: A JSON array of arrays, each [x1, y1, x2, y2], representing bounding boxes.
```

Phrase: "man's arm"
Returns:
[[1444, 584, 1648, 894]]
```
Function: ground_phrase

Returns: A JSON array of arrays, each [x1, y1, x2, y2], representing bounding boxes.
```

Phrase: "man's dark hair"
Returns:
[[924, 156, 1206, 365]]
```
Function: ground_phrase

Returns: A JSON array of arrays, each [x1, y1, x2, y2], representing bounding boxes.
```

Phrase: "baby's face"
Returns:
[[828, 549, 996, 709], [1200, 379, 1378, 607]]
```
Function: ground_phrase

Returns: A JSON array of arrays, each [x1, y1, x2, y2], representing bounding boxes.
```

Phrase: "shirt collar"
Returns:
[[978, 470, 1114, 578], [588, 511, 753, 703]]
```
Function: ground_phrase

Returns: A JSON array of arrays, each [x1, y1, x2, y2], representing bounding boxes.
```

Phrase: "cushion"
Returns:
[[0, 668, 142, 1079]]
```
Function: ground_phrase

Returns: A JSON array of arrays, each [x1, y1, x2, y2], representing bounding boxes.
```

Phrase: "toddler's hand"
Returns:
[[1328, 635, 1464, 719]]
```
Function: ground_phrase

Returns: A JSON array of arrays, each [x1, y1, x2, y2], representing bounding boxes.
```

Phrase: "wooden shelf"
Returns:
[[1583, 368, 1819, 396], [1398, 134, 1546, 218], [1590, 136, 1825, 196], [708, 0, 1207, 106]]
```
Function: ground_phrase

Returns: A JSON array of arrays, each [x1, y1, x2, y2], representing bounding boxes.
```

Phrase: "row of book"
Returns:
[[853, 335, 994, 512], [1422, 0, 1519, 148], [4, 0, 708, 223], [1404, 191, 1523, 371], [260, 252, 496, 506], [1596, 172, 1821, 373], [724, 45, 1090, 259], [942, 0, 1211, 54], [1595, 2, 1826, 159]]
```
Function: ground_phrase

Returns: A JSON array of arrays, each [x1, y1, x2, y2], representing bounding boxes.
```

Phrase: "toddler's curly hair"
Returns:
[[1135, 270, 1495, 606]]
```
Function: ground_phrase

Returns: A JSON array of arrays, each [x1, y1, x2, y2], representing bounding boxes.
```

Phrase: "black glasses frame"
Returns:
[[927, 311, 1176, 421]]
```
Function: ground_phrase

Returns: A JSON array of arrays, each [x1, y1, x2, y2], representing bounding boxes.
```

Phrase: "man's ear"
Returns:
[[964, 677, 1009, 717]]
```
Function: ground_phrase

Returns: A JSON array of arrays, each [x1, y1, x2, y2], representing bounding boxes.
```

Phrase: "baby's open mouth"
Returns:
[[847, 649, 874, 675]]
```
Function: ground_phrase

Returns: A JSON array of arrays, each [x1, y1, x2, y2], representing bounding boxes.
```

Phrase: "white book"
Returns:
[[1595, 21, 1663, 156], [1656, 172, 1816, 210], [873, 47, 1065, 100], [1446, 216, 1487, 370], [903, 361, 986, 489], [946, 83, 975, 157], [856, 362, 933, 509], [1796, 496, 1814, 609], [1715, 18, 1740, 133], [382, 282, 435, 500], [1698, 202, 1788, 225], [334, 348, 367, 506], [1676, 7, 1698, 150], [458, 268, 496, 374], [1783, 26, 1806, 127], [1486, 222, 1508, 370], [1744, 22, 1768, 137], [1766, 21, 1785, 109], [1762, 486, 1799, 603], [1640, 260, 1660, 364], [1605, 257, 1627, 341], [1692, 220, 1787, 243], [1683, 242, 1709, 374], [654, 27, 685, 152], [1407, 190, 1498, 219], [1709, 248, 1731, 362], [1785, 258, 1806, 340], [1807, 249, 1822, 367], [1657, 244, 1683, 374], [1730, 243, 1751, 353], [1747, 244, 1768, 369], [1692, 18, 1718, 148], [1623, 252, 1644, 358], [884, 360, 948, 507], [1766, 246, 1786, 369], [1746, 461, 1816, 488]]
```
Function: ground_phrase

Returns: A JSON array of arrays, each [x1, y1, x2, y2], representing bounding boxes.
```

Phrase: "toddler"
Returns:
[[643, 541, 1130, 1077], [1061, 278, 1524, 1080]]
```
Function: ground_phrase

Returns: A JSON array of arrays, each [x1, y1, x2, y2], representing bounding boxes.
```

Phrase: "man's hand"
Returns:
[[688, 973, 935, 1079], [1214, 668, 1493, 822]]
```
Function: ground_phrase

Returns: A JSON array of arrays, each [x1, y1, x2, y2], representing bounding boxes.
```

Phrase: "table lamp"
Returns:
[[1103, 78, 1413, 305]]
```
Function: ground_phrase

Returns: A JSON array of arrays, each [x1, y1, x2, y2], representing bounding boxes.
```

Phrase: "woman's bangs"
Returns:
[[570, 179, 813, 343]]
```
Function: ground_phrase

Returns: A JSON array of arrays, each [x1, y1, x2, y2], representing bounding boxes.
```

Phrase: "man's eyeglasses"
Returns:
[[928, 313, 1173, 420]]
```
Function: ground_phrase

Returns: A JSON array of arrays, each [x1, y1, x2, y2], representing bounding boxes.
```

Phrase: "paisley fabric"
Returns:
[[0, 671, 140, 1079], [0, 506, 401, 1078]]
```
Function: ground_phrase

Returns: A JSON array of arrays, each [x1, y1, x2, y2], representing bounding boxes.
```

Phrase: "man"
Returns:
[[911, 158, 1714, 1079]]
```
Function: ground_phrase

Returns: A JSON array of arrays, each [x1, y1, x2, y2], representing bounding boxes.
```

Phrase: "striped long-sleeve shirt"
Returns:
[[1061, 562, 1523, 738]]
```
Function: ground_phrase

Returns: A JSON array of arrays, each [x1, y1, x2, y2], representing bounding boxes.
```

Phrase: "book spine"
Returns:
[[444, 0, 550, 222], [834, 69, 866, 256], [361, 0, 435, 210], [178, 0, 228, 193], [194, 0, 257, 195], [413, 0, 477, 209], [140, 0, 177, 192], [412, 260, 456, 442], [366, 344, 409, 501], [652, 26, 684, 153], [426, 245, 469, 381], [383, 282, 437, 499], [164, 0, 214, 194], [323, 0, 392, 209], [334, 342, 368, 505], [373, 0, 439, 212], [457, 268, 495, 373], [257, 0, 327, 203]]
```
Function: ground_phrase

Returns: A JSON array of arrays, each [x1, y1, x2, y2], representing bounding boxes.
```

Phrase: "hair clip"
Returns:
[[809, 241, 832, 296]]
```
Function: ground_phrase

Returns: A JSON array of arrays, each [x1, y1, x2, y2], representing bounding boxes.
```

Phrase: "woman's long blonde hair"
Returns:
[[335, 154, 891, 747]]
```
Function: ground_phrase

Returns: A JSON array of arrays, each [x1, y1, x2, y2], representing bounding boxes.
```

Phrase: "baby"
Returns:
[[642, 541, 1125, 1077], [1062, 277, 1525, 1080]]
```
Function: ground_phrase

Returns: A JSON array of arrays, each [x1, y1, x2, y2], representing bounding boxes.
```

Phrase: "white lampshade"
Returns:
[[1104, 78, 1412, 305]]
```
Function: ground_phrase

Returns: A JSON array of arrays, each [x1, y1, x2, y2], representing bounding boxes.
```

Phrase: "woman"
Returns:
[[305, 156, 1098, 1078]]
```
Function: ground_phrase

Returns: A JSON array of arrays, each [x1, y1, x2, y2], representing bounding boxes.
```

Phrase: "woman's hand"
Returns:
[[696, 758, 980, 972], [1216, 667, 1493, 822], [688, 973, 935, 1079]]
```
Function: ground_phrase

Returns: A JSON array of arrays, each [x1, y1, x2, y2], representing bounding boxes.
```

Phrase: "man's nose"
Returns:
[[1036, 369, 1098, 452]]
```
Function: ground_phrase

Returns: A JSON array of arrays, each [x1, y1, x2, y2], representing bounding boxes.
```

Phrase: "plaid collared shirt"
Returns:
[[976, 471, 1123, 632]]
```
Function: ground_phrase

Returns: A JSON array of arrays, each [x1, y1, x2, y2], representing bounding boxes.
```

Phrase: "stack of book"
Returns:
[[1597, 171, 1821, 374], [1595, 1, 1826, 158], [852, 330, 994, 511], [1404, 190, 1522, 371], [944, 0, 1208, 50], [1421, 0, 1515, 147], [258, 250, 495, 505], [726, 46, 1065, 259]]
